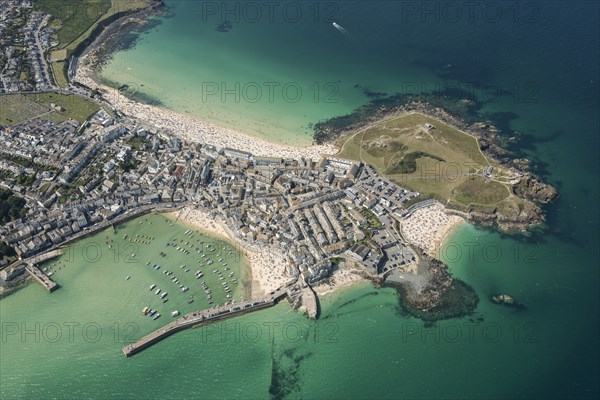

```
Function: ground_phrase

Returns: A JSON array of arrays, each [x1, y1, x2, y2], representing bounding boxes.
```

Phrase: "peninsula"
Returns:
[[0, 0, 557, 350]]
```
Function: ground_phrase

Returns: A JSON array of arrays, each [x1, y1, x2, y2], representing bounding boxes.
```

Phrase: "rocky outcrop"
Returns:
[[467, 198, 549, 233], [385, 251, 479, 321], [513, 175, 559, 204]]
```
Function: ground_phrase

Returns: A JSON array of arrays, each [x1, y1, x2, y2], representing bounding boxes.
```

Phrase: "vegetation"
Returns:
[[338, 113, 513, 210], [33, 0, 154, 85], [0, 188, 27, 224], [359, 207, 383, 229], [119, 158, 140, 172], [51, 61, 69, 88], [34, 0, 112, 47], [0, 241, 16, 261], [0, 92, 101, 125]]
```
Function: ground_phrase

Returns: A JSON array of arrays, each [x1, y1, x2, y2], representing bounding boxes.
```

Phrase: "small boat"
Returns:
[[126, 276, 130, 280], [142, 306, 149, 315], [155, 288, 161, 295], [149, 284, 156, 290], [152, 313, 161, 320], [188, 297, 194, 304], [171, 311, 180, 317], [160, 292, 167, 299]]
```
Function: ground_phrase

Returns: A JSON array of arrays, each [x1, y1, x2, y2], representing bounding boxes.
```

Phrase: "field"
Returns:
[[337, 113, 514, 208], [0, 92, 101, 126], [34, 0, 153, 85]]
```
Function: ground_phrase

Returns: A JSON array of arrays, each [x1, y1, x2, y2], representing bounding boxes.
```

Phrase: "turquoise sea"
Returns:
[[2, 1, 599, 399]]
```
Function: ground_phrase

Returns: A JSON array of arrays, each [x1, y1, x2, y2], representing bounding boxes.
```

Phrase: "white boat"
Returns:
[[149, 284, 156, 290], [155, 288, 161, 295], [160, 292, 167, 299], [171, 310, 180, 317], [126, 276, 130, 280]]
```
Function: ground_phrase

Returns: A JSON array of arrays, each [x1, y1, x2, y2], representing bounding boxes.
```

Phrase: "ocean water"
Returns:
[[2, 1, 599, 399]]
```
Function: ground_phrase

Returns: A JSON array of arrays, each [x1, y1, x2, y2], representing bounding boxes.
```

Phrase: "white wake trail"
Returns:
[[332, 22, 351, 38]]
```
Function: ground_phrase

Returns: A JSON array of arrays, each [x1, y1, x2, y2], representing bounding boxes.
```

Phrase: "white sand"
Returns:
[[171, 207, 289, 299], [398, 204, 464, 258], [313, 263, 366, 296], [74, 59, 335, 160], [74, 52, 467, 297]]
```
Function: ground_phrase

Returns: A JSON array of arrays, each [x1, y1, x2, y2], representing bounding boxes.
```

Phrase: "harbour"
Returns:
[[0, 0, 598, 398], [123, 286, 289, 357], [24, 265, 58, 292]]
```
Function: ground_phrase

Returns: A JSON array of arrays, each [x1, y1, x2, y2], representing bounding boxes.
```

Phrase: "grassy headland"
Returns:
[[34, 0, 156, 87], [337, 113, 521, 213]]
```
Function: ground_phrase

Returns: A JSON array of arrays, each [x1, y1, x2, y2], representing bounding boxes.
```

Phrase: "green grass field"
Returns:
[[35, 0, 112, 47], [0, 92, 101, 126], [338, 113, 513, 208], [34, 0, 153, 86]]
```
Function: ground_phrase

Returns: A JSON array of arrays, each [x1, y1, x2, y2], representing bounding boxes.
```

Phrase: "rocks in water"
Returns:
[[491, 294, 525, 310], [216, 20, 233, 32]]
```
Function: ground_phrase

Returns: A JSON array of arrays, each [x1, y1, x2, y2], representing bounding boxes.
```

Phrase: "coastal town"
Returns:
[[0, 0, 474, 330], [0, 0, 593, 398], [0, 0, 54, 93], [0, 0, 555, 347], [0, 102, 435, 292]]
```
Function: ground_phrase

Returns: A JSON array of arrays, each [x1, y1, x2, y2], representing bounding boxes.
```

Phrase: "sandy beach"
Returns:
[[398, 203, 464, 258], [74, 39, 464, 299], [74, 58, 335, 161], [171, 207, 290, 299], [313, 263, 367, 296]]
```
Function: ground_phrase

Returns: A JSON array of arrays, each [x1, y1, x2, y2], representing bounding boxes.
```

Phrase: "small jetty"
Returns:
[[122, 287, 288, 357], [301, 285, 319, 320], [25, 265, 58, 292]]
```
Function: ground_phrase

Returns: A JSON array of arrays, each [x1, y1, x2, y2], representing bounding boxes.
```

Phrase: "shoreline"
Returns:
[[163, 208, 254, 300], [168, 207, 290, 299], [63, 6, 490, 307], [75, 66, 335, 159], [73, 26, 336, 160], [399, 203, 465, 258]]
